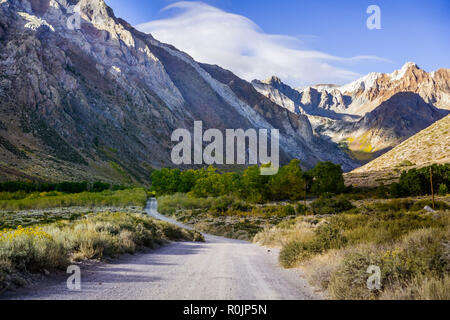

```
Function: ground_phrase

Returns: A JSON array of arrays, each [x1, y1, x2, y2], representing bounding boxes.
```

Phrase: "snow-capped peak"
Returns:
[[263, 75, 282, 85], [337, 72, 382, 94], [390, 62, 419, 81]]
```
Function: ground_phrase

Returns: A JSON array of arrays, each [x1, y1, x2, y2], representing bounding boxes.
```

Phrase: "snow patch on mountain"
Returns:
[[18, 12, 55, 31]]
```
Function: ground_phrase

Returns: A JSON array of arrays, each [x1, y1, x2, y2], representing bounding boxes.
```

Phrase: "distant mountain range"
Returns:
[[253, 62, 450, 117], [0, 0, 358, 183], [252, 63, 449, 163]]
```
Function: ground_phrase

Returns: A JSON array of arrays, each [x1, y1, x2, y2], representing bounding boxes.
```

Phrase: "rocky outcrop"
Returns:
[[338, 62, 450, 115]]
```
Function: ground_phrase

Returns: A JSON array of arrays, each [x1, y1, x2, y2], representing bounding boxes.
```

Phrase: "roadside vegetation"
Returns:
[[151, 160, 345, 203], [0, 182, 205, 294], [153, 161, 449, 300], [0, 188, 148, 211], [1, 162, 448, 299], [151, 161, 449, 202], [0, 211, 204, 293], [158, 193, 301, 240], [254, 197, 449, 300]]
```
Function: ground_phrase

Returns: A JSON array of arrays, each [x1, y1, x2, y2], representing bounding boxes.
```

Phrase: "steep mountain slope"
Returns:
[[345, 115, 450, 188], [336, 92, 446, 154], [0, 0, 359, 183], [200, 64, 358, 169], [353, 115, 450, 173]]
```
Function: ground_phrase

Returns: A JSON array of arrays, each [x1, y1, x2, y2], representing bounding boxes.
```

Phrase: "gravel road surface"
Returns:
[[2, 199, 321, 300]]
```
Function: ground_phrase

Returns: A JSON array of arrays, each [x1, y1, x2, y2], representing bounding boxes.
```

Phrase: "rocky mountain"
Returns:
[[253, 64, 450, 162], [345, 115, 450, 188], [253, 62, 450, 118], [336, 92, 446, 154], [252, 77, 354, 120], [0, 0, 358, 183], [338, 62, 450, 115]]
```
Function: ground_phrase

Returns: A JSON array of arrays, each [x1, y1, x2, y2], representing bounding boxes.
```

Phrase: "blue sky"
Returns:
[[105, 0, 450, 86]]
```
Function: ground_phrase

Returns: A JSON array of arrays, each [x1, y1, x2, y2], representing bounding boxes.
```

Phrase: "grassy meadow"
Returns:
[[0, 188, 148, 212]]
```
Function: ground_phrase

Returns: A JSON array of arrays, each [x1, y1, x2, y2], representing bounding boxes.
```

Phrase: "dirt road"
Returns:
[[2, 200, 320, 300]]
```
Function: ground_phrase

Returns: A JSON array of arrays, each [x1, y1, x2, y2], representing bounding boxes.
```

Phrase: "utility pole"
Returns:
[[304, 180, 307, 207], [430, 167, 435, 210]]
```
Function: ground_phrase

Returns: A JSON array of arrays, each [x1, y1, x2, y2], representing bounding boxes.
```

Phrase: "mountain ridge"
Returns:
[[252, 65, 450, 163], [253, 62, 450, 117]]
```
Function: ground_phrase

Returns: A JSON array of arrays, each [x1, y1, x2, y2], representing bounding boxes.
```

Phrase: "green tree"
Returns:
[[241, 165, 270, 203], [269, 159, 306, 201], [179, 169, 204, 193], [397, 164, 450, 196], [191, 167, 226, 197], [310, 162, 345, 195], [151, 168, 181, 195]]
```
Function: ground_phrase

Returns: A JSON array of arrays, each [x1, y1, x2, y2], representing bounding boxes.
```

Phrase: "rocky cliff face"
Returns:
[[252, 77, 353, 119], [0, 0, 359, 183]]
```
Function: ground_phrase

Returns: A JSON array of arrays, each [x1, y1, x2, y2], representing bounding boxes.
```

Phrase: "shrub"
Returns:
[[380, 275, 450, 300], [371, 199, 414, 212], [438, 184, 448, 196], [279, 239, 322, 268], [296, 204, 308, 215], [328, 228, 450, 300], [279, 205, 296, 217], [279, 223, 347, 268], [157, 193, 217, 215], [410, 200, 449, 211], [231, 200, 251, 212], [310, 195, 354, 215]]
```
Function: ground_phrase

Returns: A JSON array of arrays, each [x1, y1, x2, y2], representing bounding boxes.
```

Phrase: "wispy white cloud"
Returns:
[[136, 1, 385, 87]]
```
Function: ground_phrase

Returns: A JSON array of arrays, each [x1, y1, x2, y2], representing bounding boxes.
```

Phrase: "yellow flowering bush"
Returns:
[[0, 225, 52, 242]]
